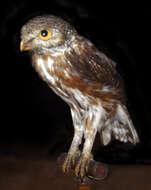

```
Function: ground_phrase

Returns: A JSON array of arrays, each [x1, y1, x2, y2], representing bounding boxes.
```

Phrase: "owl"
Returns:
[[20, 15, 139, 178]]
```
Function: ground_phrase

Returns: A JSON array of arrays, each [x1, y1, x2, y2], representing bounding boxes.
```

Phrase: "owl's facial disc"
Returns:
[[20, 29, 52, 52], [20, 15, 77, 53], [20, 28, 65, 53]]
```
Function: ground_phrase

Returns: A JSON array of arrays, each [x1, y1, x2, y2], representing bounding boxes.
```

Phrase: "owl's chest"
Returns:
[[34, 56, 59, 86], [33, 55, 91, 109], [33, 55, 74, 96]]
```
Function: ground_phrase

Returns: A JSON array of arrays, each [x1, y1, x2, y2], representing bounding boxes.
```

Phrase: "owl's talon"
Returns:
[[72, 158, 76, 166], [72, 149, 81, 166], [62, 154, 72, 173], [62, 160, 70, 173], [75, 153, 93, 178], [62, 150, 81, 174]]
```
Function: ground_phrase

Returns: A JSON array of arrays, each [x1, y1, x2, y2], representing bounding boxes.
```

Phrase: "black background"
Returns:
[[1, 0, 151, 164]]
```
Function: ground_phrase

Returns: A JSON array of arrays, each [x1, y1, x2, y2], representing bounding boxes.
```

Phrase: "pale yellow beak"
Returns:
[[20, 39, 32, 52]]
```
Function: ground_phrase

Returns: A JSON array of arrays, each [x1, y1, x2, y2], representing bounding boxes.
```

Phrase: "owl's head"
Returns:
[[20, 15, 77, 53]]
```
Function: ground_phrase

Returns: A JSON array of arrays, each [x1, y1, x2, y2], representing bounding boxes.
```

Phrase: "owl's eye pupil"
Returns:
[[39, 29, 51, 40], [41, 30, 48, 37]]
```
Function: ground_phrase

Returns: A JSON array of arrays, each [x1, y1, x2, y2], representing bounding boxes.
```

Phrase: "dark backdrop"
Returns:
[[1, 0, 151, 164]]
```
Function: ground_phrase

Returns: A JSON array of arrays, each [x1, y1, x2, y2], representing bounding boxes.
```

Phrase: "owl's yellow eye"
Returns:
[[39, 29, 52, 40]]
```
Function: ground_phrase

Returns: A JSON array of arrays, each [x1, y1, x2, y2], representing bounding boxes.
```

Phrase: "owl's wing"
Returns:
[[66, 38, 122, 89]]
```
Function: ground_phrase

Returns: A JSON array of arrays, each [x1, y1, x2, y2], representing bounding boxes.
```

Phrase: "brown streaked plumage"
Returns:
[[20, 15, 139, 178]]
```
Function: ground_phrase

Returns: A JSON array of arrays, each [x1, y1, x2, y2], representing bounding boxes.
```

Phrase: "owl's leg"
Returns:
[[75, 104, 105, 178], [62, 108, 84, 173], [75, 127, 96, 178]]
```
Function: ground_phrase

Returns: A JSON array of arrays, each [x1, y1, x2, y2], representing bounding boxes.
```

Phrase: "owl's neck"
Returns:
[[31, 44, 68, 57]]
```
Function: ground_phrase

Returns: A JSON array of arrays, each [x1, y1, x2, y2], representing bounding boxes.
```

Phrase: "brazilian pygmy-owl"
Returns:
[[20, 15, 139, 178]]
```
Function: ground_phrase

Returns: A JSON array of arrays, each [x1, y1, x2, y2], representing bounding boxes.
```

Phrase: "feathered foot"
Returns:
[[62, 150, 81, 173], [75, 153, 93, 178]]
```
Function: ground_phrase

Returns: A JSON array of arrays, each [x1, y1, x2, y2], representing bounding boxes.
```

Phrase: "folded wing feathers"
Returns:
[[101, 104, 139, 145]]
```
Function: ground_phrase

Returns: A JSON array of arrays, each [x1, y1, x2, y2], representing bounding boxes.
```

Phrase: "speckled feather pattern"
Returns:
[[21, 15, 139, 177]]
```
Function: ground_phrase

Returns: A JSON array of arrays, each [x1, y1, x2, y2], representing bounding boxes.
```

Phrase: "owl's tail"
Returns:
[[101, 104, 139, 146]]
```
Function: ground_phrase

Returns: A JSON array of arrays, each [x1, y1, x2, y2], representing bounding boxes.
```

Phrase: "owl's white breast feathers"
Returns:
[[36, 57, 56, 85]]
